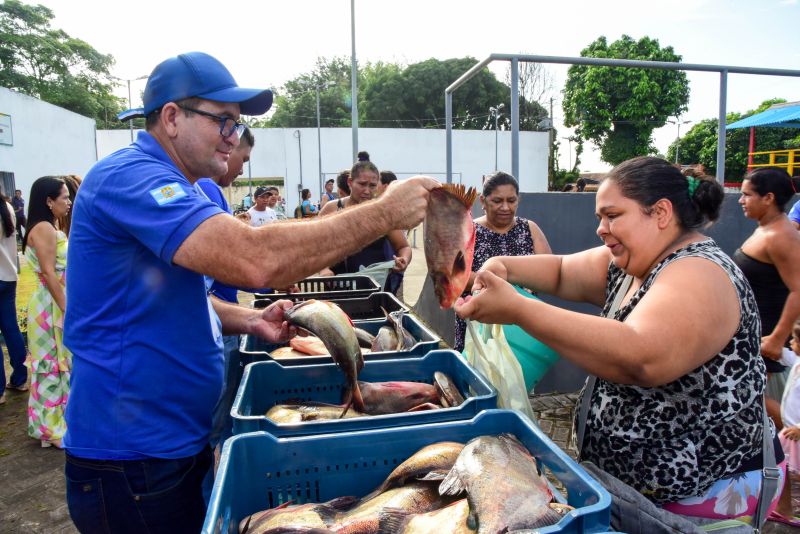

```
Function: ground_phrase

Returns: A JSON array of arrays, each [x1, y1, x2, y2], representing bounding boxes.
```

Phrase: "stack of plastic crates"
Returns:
[[203, 409, 612, 534]]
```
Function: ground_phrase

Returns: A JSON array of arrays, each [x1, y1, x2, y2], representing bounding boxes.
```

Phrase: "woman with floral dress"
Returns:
[[23, 176, 72, 448]]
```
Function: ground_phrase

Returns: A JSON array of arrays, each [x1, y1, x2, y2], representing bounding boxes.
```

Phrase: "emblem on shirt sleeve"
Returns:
[[150, 183, 189, 206]]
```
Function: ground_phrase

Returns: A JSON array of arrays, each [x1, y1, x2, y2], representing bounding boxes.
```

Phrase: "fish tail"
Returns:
[[339, 396, 353, 419]]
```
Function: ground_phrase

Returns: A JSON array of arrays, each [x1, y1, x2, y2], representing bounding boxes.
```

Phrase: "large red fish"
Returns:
[[424, 184, 478, 309]]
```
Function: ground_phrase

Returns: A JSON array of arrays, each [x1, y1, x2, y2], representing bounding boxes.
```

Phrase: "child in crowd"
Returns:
[[771, 317, 800, 526]]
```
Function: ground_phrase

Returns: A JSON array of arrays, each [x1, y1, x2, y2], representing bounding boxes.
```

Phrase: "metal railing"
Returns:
[[747, 148, 799, 175], [445, 54, 800, 184]]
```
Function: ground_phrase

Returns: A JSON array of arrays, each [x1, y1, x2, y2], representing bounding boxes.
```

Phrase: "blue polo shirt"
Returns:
[[63, 131, 225, 460], [196, 178, 239, 304]]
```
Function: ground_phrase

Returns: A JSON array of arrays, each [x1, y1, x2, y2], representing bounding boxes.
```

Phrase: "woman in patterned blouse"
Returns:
[[456, 157, 783, 522]]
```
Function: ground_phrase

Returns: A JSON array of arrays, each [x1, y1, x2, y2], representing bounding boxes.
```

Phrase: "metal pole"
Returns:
[[510, 57, 520, 179], [675, 122, 681, 164], [716, 70, 728, 184], [446, 93, 453, 184], [350, 0, 358, 161], [127, 79, 133, 142], [494, 110, 499, 171], [316, 84, 323, 200]]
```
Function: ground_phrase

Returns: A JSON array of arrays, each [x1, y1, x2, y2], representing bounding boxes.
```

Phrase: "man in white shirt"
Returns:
[[247, 186, 277, 227]]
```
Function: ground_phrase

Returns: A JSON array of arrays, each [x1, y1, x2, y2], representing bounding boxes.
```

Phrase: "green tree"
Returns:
[[0, 0, 125, 128], [563, 35, 690, 166], [666, 98, 800, 181], [260, 56, 353, 128], [263, 56, 548, 131]]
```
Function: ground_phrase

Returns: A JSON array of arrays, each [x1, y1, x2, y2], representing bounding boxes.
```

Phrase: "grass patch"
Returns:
[[16, 258, 36, 334]]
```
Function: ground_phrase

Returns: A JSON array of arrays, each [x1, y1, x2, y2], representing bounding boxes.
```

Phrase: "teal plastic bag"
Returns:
[[503, 285, 560, 392]]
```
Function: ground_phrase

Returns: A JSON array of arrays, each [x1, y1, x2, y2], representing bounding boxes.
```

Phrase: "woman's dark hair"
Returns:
[[301, 188, 311, 200], [23, 176, 66, 252], [745, 167, 795, 211], [0, 189, 13, 238], [380, 170, 397, 185], [607, 156, 724, 230], [482, 171, 519, 197], [337, 170, 351, 195], [351, 151, 378, 180], [59, 174, 82, 238]]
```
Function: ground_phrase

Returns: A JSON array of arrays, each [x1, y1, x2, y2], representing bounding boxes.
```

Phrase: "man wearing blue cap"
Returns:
[[62, 51, 437, 533]]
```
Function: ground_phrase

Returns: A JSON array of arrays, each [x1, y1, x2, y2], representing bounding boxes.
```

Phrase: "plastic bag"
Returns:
[[355, 260, 396, 290], [463, 320, 536, 421], [504, 286, 560, 392]]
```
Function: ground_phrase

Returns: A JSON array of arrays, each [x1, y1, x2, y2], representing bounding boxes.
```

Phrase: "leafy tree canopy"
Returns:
[[563, 35, 690, 165], [0, 0, 124, 128], [261, 56, 548, 131], [666, 98, 800, 181]]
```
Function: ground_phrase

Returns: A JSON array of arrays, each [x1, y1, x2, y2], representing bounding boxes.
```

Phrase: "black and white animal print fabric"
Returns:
[[580, 239, 767, 504]]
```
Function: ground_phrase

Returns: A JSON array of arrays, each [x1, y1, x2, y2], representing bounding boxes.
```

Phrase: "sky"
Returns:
[[32, 0, 800, 173]]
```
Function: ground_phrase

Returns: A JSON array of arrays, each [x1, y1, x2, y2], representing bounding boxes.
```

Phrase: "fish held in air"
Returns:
[[438, 433, 561, 533], [284, 300, 364, 417], [342, 381, 440, 415], [424, 184, 478, 309]]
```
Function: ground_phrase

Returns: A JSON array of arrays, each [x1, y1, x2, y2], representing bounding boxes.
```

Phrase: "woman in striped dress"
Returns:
[[23, 176, 72, 448]]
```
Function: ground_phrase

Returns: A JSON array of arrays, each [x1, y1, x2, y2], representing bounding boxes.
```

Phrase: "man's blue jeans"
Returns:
[[0, 280, 27, 394], [65, 447, 212, 534]]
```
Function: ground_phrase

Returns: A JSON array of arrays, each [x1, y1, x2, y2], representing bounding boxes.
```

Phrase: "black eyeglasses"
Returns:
[[177, 105, 246, 138]]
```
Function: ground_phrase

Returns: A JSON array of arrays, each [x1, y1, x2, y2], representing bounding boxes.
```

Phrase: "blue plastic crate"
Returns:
[[232, 350, 497, 437], [203, 409, 612, 534], [254, 274, 380, 301], [253, 291, 409, 322], [238, 312, 441, 368]]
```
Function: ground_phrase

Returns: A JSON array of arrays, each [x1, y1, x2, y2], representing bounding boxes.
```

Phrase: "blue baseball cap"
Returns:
[[118, 52, 273, 121]]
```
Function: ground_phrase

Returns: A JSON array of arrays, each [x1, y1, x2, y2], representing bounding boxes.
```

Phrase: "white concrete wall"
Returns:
[[97, 127, 549, 212], [0, 87, 97, 197]]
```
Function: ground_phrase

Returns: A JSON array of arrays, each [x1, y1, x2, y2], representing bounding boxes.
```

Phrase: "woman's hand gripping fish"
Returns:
[[424, 184, 478, 309], [285, 299, 364, 417]]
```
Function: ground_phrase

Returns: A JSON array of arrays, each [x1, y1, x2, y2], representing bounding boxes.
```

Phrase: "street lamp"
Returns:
[[489, 103, 505, 170], [112, 74, 149, 142], [667, 118, 692, 165]]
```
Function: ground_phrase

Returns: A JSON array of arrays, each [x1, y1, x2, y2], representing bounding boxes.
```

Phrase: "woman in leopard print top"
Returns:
[[455, 157, 778, 515]]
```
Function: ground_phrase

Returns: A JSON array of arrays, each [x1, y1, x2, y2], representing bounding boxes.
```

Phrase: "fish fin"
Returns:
[[453, 250, 467, 275], [339, 396, 353, 418], [439, 183, 478, 209], [352, 380, 366, 412], [240, 513, 253, 534], [418, 469, 448, 481], [377, 507, 412, 534], [406, 402, 441, 412], [438, 468, 467, 496], [323, 494, 359, 511], [523, 507, 564, 529]]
